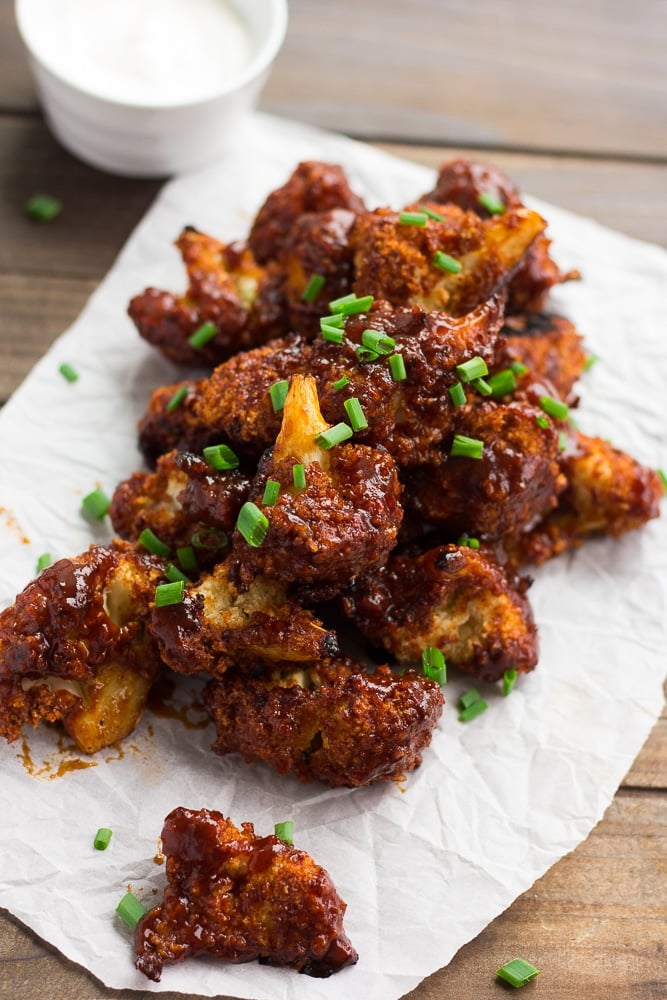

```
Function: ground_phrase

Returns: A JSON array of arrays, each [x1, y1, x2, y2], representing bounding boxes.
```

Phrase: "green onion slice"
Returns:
[[94, 827, 112, 851], [398, 210, 428, 226], [510, 360, 529, 376], [487, 369, 517, 398], [332, 375, 350, 390], [459, 688, 482, 710], [116, 891, 147, 931], [448, 381, 467, 407], [191, 528, 228, 551], [478, 192, 505, 215], [269, 379, 289, 412], [558, 431, 568, 451], [176, 545, 198, 571], [320, 312, 344, 330], [433, 250, 462, 274], [355, 346, 380, 363], [472, 376, 492, 397], [388, 353, 407, 381], [457, 534, 480, 549], [138, 528, 170, 558], [361, 329, 396, 355], [450, 434, 484, 459], [58, 362, 78, 383], [302, 273, 325, 303], [502, 668, 519, 696], [165, 563, 191, 584], [166, 386, 189, 412], [315, 422, 354, 450], [329, 293, 374, 315], [536, 415, 550, 429], [36, 552, 52, 573], [459, 699, 488, 722], [25, 193, 62, 222], [496, 958, 540, 988], [187, 320, 218, 349], [456, 356, 489, 382], [262, 479, 281, 506], [292, 463, 307, 490], [539, 395, 569, 421], [658, 468, 667, 493], [421, 647, 447, 686], [420, 206, 446, 222], [274, 820, 294, 844], [81, 487, 111, 520], [344, 397, 368, 431], [321, 325, 345, 344], [154, 580, 185, 607], [237, 502, 269, 547], [203, 443, 240, 471], [583, 353, 599, 371]]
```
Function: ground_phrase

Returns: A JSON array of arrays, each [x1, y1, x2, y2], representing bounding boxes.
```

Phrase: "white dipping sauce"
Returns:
[[24, 0, 254, 106]]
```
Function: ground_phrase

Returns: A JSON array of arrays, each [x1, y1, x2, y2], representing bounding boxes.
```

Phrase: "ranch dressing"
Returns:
[[23, 0, 254, 106]]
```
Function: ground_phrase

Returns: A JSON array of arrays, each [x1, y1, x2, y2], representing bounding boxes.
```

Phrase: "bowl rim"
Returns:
[[15, 0, 288, 111]]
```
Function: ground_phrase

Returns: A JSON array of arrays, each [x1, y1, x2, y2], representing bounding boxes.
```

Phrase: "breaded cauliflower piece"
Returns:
[[0, 542, 164, 750], [134, 806, 358, 982], [495, 312, 587, 402], [137, 378, 215, 467], [206, 657, 444, 787], [343, 544, 538, 683]]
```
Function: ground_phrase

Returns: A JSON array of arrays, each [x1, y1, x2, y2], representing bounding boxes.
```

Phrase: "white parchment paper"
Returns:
[[0, 114, 665, 1000]]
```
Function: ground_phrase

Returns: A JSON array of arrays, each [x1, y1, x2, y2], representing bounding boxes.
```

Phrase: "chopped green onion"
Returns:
[[355, 346, 380, 363], [478, 192, 505, 215], [450, 434, 484, 459], [154, 580, 185, 607], [138, 528, 170, 558], [320, 313, 344, 330], [292, 463, 307, 490], [583, 352, 598, 371], [398, 210, 428, 227], [237, 502, 269, 547], [502, 668, 519, 696], [191, 528, 228, 551], [321, 325, 345, 344], [165, 563, 191, 584], [58, 362, 78, 383], [448, 381, 467, 407], [458, 689, 488, 722], [510, 360, 529, 376], [187, 320, 217, 349], [457, 534, 480, 549], [344, 397, 368, 431], [487, 369, 517, 397], [262, 479, 281, 506], [456, 356, 489, 382], [81, 487, 111, 520], [433, 250, 462, 274], [269, 379, 289, 412], [539, 395, 569, 421], [388, 353, 407, 381], [496, 958, 540, 988], [166, 386, 189, 412], [472, 376, 492, 397], [301, 273, 325, 303], [658, 468, 667, 492], [176, 545, 198, 572], [25, 193, 62, 222], [420, 206, 446, 222], [361, 329, 396, 355], [116, 891, 147, 931], [274, 820, 294, 844], [459, 688, 482, 710], [332, 375, 350, 390], [421, 647, 447, 686], [329, 293, 374, 315], [93, 827, 112, 851], [536, 415, 550, 429], [203, 443, 240, 471], [315, 422, 354, 450], [36, 552, 52, 573], [558, 431, 568, 451]]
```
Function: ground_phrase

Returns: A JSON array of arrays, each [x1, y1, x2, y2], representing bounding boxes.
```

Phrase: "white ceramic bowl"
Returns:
[[15, 0, 288, 177]]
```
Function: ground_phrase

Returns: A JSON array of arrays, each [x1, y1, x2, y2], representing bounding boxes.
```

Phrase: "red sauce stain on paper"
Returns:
[[0, 506, 30, 545]]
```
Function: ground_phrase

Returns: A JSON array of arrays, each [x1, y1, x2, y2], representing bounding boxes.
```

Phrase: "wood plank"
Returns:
[[3, 0, 667, 159]]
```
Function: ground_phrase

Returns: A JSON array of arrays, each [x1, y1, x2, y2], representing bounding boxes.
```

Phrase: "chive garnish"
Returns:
[[510, 360, 529, 376], [315, 423, 354, 450], [166, 386, 189, 412], [302, 273, 325, 303], [658, 468, 667, 492], [355, 346, 380, 363], [81, 487, 111, 520], [116, 892, 147, 931], [433, 250, 462, 274], [191, 528, 228, 551], [539, 395, 569, 421], [558, 431, 568, 451], [456, 356, 489, 382], [332, 375, 350, 390], [262, 479, 280, 506], [154, 580, 185, 607], [487, 369, 517, 397], [292, 463, 307, 490], [274, 821, 294, 844], [320, 313, 344, 329], [388, 353, 407, 381], [458, 688, 488, 722], [420, 206, 446, 222], [321, 325, 345, 344], [496, 958, 540, 988], [25, 193, 62, 222], [36, 552, 52, 573], [536, 415, 550, 429], [138, 528, 170, 558], [58, 362, 78, 383], [165, 563, 191, 584], [361, 329, 396, 355], [583, 353, 598, 371], [421, 647, 447, 686], [448, 381, 467, 407], [176, 545, 198, 572], [237, 502, 269, 547], [187, 320, 217, 349], [478, 192, 505, 215], [472, 376, 492, 397], [203, 443, 240, 471], [93, 827, 112, 851], [457, 534, 480, 549], [269, 379, 289, 412], [344, 397, 369, 431], [398, 210, 428, 227], [502, 668, 519, 696], [450, 434, 484, 459], [329, 293, 374, 315]]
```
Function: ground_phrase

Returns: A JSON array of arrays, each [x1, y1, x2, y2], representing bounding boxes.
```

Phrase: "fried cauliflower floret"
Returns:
[[405, 400, 565, 542], [343, 544, 538, 683], [206, 657, 444, 787], [509, 430, 664, 565], [128, 229, 286, 366], [0, 542, 164, 750], [248, 160, 365, 264], [421, 158, 579, 313], [137, 378, 215, 467], [134, 806, 358, 982], [110, 449, 250, 565], [148, 556, 338, 677], [350, 202, 545, 317], [233, 375, 402, 596], [495, 313, 588, 402]]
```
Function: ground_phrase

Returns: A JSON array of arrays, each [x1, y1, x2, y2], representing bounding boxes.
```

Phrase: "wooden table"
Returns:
[[1, 2, 666, 997]]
